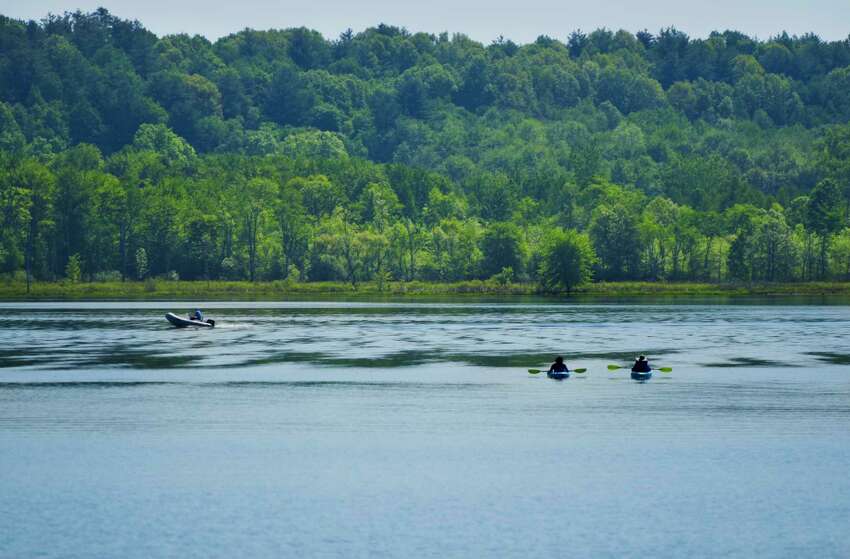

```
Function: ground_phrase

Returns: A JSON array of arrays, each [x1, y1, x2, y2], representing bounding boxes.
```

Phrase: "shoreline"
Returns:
[[2, 280, 850, 301]]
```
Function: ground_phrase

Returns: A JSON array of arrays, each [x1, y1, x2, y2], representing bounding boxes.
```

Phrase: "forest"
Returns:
[[1, 8, 850, 291]]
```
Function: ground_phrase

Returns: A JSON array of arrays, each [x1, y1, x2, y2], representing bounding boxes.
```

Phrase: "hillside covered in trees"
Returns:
[[2, 8, 850, 289]]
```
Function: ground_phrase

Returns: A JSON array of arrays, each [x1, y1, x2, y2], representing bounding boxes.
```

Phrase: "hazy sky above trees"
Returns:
[[2, 0, 849, 42]]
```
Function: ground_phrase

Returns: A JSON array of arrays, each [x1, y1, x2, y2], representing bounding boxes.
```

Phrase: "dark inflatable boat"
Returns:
[[166, 312, 215, 328]]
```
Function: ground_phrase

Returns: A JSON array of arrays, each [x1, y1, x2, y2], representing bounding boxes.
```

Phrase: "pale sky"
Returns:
[[1, 0, 848, 44]]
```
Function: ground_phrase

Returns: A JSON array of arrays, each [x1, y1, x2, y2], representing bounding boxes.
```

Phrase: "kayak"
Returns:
[[166, 312, 214, 328], [547, 371, 570, 380], [630, 370, 652, 381]]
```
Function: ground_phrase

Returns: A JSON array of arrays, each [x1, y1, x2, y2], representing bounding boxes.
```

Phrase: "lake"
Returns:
[[1, 300, 849, 558]]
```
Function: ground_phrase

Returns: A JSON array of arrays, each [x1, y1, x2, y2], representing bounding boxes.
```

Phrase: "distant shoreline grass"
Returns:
[[2, 279, 850, 301]]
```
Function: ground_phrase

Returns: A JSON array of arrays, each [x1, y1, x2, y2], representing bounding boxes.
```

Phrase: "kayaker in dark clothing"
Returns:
[[632, 355, 651, 373], [549, 356, 569, 373]]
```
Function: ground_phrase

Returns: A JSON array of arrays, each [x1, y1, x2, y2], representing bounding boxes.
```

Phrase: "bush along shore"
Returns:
[[2, 279, 850, 301]]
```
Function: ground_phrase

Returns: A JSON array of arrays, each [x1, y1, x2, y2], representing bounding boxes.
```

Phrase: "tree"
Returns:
[[290, 175, 345, 222], [424, 187, 467, 224], [131, 123, 196, 167], [818, 125, 850, 216], [728, 220, 755, 282], [276, 181, 310, 277], [388, 218, 423, 281], [538, 228, 596, 292], [264, 65, 315, 126], [288, 27, 331, 69], [465, 172, 517, 221], [821, 67, 850, 120], [106, 150, 157, 279], [239, 177, 275, 282], [65, 253, 81, 282], [758, 43, 793, 75], [137, 177, 183, 277], [0, 158, 54, 289], [480, 222, 524, 279], [569, 140, 601, 189], [596, 67, 664, 114], [829, 228, 850, 280], [0, 102, 26, 152], [726, 205, 798, 282], [424, 218, 482, 281], [589, 204, 641, 280], [455, 55, 493, 110], [0, 164, 28, 275], [359, 181, 401, 230], [662, 155, 750, 211], [640, 198, 677, 279], [280, 130, 348, 160], [313, 207, 368, 288], [135, 247, 148, 279], [52, 144, 105, 280], [86, 173, 125, 279], [751, 209, 797, 281], [147, 71, 222, 144], [182, 215, 220, 279], [806, 179, 845, 279]]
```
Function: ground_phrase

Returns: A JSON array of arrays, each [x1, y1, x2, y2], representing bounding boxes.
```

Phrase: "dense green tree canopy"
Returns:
[[538, 229, 596, 292], [2, 10, 850, 287]]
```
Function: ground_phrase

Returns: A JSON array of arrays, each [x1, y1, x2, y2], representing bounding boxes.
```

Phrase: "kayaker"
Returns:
[[190, 309, 204, 321], [632, 355, 651, 373], [548, 356, 569, 373]]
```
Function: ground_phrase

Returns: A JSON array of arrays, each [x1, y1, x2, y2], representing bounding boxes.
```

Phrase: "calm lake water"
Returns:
[[1, 300, 849, 558]]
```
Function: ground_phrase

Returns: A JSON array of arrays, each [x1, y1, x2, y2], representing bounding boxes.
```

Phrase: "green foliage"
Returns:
[[135, 247, 148, 279], [590, 204, 641, 280], [1, 10, 850, 288], [480, 222, 525, 279], [280, 130, 348, 160], [830, 229, 850, 280], [0, 102, 25, 152], [491, 266, 515, 286], [538, 229, 596, 292], [291, 175, 344, 220], [806, 179, 845, 278], [807, 179, 844, 237], [65, 253, 81, 282], [131, 123, 196, 166]]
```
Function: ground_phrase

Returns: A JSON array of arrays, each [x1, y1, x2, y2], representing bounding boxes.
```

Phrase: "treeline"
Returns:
[[3, 124, 849, 288], [1, 10, 850, 288]]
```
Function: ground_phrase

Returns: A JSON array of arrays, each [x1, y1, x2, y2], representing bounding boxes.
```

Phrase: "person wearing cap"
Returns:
[[548, 356, 569, 373], [632, 355, 651, 373]]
